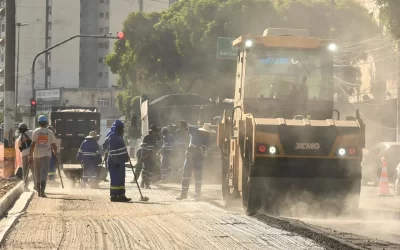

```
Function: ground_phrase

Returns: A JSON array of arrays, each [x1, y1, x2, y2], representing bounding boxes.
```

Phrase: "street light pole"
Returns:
[[31, 34, 122, 100], [15, 22, 28, 117]]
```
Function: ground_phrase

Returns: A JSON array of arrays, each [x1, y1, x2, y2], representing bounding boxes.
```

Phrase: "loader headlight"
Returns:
[[338, 148, 346, 156], [328, 43, 338, 52], [245, 40, 253, 48], [269, 146, 277, 154]]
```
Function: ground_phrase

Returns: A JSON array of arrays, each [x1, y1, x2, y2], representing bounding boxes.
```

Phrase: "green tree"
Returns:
[[107, 0, 380, 112], [376, 0, 400, 38]]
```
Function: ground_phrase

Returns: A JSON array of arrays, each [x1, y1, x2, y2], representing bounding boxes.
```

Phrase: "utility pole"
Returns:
[[16, 22, 29, 117], [330, 0, 335, 39], [4, 0, 16, 149], [139, 0, 143, 12], [396, 45, 400, 142], [44, 0, 50, 89]]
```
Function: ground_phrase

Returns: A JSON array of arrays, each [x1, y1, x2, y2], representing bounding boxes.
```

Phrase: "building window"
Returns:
[[98, 57, 103, 63], [47, 68, 51, 76], [0, 54, 4, 63], [48, 22, 52, 32], [98, 72, 103, 78], [99, 27, 103, 34], [104, 72, 109, 79], [99, 12, 104, 18], [98, 42, 103, 48], [105, 12, 109, 19], [1, 24, 5, 33], [104, 42, 109, 49], [98, 98, 111, 107], [48, 7, 52, 15], [104, 27, 109, 34]]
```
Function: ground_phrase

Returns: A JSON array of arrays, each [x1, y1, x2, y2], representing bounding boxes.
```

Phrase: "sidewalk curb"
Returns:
[[0, 185, 34, 245], [0, 181, 24, 219]]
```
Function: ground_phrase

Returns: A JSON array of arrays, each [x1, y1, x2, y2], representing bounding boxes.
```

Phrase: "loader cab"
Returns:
[[234, 29, 335, 120]]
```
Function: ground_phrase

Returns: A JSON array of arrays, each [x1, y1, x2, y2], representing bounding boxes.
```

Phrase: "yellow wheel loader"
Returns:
[[217, 28, 365, 216]]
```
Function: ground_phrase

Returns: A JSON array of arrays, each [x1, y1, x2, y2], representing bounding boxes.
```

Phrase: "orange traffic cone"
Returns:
[[378, 159, 393, 197]]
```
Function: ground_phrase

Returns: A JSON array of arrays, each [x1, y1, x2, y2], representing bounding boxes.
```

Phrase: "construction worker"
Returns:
[[17, 123, 33, 192], [141, 125, 158, 188], [77, 131, 102, 188], [103, 120, 131, 202], [157, 127, 175, 182], [133, 143, 148, 183], [176, 121, 215, 201], [29, 115, 57, 197]]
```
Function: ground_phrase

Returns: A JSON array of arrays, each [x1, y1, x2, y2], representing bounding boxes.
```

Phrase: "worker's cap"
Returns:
[[161, 127, 168, 134], [38, 115, 48, 124], [86, 131, 100, 139], [112, 119, 124, 128], [150, 124, 158, 131], [198, 123, 216, 134], [18, 123, 28, 129]]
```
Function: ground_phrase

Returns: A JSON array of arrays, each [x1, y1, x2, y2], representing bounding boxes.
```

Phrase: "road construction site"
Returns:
[[0, 169, 323, 250], [0, 165, 399, 250]]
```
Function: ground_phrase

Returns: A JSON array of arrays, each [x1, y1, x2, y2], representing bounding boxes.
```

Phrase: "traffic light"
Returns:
[[30, 99, 37, 117], [116, 31, 126, 53]]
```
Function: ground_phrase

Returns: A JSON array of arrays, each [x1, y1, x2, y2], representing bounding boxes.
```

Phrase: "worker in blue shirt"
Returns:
[[157, 127, 175, 183], [77, 131, 102, 188], [176, 121, 215, 200], [103, 120, 131, 202]]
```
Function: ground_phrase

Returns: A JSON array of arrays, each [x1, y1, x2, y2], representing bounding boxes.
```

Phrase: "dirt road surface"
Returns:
[[0, 173, 323, 249]]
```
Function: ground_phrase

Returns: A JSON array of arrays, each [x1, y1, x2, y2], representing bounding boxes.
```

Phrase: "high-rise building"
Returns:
[[0, 0, 171, 106]]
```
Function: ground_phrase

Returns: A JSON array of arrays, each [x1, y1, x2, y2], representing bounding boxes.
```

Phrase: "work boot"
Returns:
[[40, 181, 47, 198], [176, 191, 187, 200], [110, 195, 119, 202], [36, 182, 41, 197], [140, 180, 145, 188], [193, 192, 201, 201], [118, 195, 132, 202], [145, 185, 151, 189]]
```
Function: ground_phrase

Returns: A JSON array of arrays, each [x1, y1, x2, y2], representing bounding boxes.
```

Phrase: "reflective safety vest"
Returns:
[[162, 134, 175, 152], [77, 139, 102, 165], [107, 134, 129, 165]]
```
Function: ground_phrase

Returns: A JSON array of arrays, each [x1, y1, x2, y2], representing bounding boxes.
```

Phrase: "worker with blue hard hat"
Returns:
[[102, 119, 131, 202], [29, 115, 57, 197]]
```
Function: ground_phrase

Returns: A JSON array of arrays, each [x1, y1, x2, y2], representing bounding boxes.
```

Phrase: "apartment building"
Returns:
[[0, 0, 47, 106], [0, 0, 172, 107]]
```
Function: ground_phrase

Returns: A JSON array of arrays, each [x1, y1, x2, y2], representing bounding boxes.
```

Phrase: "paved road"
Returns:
[[0, 170, 323, 250], [298, 185, 400, 245]]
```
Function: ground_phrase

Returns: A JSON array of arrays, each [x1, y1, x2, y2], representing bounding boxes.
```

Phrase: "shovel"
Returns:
[[53, 152, 64, 188], [128, 158, 149, 202]]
